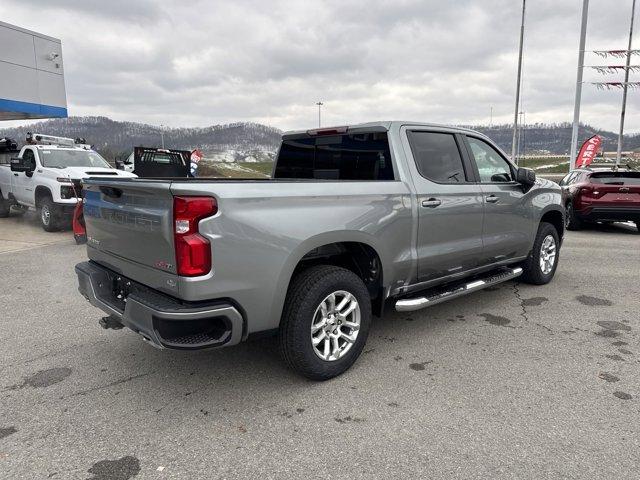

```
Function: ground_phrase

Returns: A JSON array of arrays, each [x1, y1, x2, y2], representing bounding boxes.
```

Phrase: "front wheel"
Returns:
[[40, 197, 63, 232], [278, 265, 371, 380], [520, 222, 560, 285], [635, 221, 640, 233]]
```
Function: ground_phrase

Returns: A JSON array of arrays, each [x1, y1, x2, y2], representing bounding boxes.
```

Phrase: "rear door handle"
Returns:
[[485, 195, 499, 203], [421, 198, 442, 208]]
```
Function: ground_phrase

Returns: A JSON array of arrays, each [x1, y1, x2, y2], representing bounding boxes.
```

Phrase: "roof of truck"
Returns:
[[282, 121, 482, 137]]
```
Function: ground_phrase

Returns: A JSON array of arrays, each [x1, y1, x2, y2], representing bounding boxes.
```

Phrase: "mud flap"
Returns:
[[72, 200, 87, 245]]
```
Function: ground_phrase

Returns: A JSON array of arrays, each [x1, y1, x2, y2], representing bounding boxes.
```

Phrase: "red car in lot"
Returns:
[[559, 165, 640, 232]]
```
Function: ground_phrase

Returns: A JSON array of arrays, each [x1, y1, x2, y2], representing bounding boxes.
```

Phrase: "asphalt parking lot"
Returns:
[[1, 212, 639, 479]]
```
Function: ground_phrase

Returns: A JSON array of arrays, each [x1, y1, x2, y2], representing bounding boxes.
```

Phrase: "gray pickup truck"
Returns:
[[75, 121, 564, 380]]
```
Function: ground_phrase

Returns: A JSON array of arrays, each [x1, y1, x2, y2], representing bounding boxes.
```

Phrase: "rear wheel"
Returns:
[[278, 265, 371, 380], [636, 221, 640, 233], [565, 201, 583, 231], [40, 197, 63, 232], [520, 222, 560, 285], [0, 197, 10, 218]]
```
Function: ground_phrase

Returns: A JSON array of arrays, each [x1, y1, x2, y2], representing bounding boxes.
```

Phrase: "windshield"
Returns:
[[39, 149, 111, 169]]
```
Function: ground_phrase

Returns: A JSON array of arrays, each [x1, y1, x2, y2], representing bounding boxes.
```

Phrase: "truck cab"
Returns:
[[0, 133, 136, 231]]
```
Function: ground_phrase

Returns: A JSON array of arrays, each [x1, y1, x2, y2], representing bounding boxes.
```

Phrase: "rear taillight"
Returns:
[[173, 196, 217, 276]]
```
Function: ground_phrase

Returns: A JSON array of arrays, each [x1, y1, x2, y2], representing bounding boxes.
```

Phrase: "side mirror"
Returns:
[[516, 167, 536, 187]]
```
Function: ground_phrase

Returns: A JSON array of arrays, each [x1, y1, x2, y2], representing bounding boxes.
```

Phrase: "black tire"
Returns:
[[39, 197, 62, 232], [636, 221, 640, 233], [278, 265, 371, 381], [565, 201, 583, 231], [0, 198, 9, 218], [520, 222, 560, 285], [0, 189, 10, 218]]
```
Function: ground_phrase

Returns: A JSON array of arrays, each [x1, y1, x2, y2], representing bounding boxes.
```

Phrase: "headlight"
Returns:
[[60, 185, 77, 199]]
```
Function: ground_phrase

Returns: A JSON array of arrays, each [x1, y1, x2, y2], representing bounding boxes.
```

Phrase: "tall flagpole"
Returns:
[[615, 0, 637, 170], [570, 0, 590, 171], [511, 0, 526, 164]]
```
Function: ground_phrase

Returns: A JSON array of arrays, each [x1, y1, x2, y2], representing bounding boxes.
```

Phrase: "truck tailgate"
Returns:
[[82, 179, 177, 274]]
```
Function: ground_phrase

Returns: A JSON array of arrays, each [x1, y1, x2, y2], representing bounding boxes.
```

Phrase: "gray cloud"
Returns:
[[1, 0, 638, 132]]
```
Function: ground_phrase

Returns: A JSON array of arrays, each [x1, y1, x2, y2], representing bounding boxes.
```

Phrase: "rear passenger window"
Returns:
[[407, 131, 467, 183], [274, 132, 394, 180]]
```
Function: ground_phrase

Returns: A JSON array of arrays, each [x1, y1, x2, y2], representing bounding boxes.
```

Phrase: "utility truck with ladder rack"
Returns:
[[0, 133, 136, 231]]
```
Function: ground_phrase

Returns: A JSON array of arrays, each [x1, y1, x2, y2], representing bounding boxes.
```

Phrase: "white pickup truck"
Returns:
[[0, 134, 136, 231]]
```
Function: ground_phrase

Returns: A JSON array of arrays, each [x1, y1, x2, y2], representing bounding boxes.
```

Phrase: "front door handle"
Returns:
[[421, 198, 442, 208], [485, 195, 499, 203], [13, 173, 18, 177]]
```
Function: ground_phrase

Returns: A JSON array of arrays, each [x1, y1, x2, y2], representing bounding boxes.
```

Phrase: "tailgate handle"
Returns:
[[100, 186, 123, 198], [619, 187, 630, 192]]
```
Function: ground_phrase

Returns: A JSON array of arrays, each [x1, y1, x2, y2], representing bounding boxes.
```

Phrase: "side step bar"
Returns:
[[395, 267, 523, 312]]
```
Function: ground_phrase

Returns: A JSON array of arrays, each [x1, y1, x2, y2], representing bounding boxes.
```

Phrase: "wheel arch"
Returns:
[[34, 185, 53, 208], [540, 207, 565, 241], [271, 232, 387, 327]]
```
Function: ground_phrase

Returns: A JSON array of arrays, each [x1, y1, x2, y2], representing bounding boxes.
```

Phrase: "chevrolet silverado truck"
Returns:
[[75, 122, 564, 380], [0, 133, 136, 231]]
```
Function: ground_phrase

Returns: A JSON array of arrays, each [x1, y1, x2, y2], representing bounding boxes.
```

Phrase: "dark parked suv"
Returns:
[[559, 165, 640, 232]]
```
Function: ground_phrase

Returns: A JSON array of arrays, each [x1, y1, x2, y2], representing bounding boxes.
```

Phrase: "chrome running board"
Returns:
[[395, 267, 523, 312]]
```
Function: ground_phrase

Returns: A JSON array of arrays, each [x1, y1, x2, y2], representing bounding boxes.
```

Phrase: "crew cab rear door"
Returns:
[[401, 127, 484, 282], [462, 135, 532, 263], [82, 178, 177, 275]]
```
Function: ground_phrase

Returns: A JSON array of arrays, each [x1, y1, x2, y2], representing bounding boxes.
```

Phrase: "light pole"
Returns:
[[615, 0, 637, 169], [160, 124, 165, 149], [511, 0, 526, 165], [570, 0, 590, 171], [489, 106, 493, 128], [315, 101, 323, 127]]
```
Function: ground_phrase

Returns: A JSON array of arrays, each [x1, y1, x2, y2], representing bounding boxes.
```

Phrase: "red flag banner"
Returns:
[[190, 149, 203, 163], [575, 135, 602, 168]]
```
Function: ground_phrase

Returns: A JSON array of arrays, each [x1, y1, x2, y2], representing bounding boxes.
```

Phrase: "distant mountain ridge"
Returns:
[[1, 116, 639, 161], [0, 116, 282, 162], [470, 122, 640, 155]]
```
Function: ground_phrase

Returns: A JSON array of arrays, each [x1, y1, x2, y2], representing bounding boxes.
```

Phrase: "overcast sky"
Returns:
[[2, 0, 639, 132]]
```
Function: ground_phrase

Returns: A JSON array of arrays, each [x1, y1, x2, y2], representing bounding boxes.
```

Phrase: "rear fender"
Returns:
[[269, 230, 386, 329]]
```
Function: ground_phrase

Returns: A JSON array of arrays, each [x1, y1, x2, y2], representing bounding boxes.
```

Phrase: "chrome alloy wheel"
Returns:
[[539, 234, 556, 275], [311, 290, 361, 361], [41, 205, 51, 226]]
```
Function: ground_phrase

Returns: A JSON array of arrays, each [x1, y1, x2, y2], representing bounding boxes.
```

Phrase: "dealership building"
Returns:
[[0, 21, 67, 121]]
